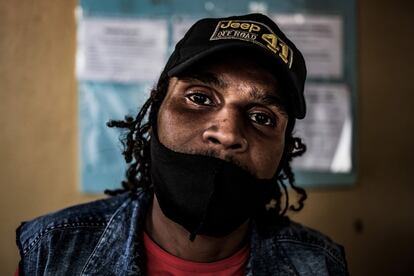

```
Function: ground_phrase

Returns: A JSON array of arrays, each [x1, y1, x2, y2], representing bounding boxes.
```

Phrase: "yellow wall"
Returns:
[[1, 1, 413, 275]]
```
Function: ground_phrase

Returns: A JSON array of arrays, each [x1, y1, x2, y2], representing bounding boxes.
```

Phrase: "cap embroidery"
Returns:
[[210, 20, 294, 68]]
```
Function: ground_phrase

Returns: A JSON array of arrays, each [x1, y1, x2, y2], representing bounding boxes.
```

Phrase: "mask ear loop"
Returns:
[[278, 178, 289, 216], [274, 115, 296, 216]]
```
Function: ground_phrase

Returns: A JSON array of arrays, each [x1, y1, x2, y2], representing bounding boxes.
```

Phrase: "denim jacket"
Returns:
[[16, 191, 348, 275]]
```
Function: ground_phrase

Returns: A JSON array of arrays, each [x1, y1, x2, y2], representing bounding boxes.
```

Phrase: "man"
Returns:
[[16, 14, 348, 275]]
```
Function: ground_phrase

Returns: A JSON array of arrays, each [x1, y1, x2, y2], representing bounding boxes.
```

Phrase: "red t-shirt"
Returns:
[[143, 232, 249, 276]]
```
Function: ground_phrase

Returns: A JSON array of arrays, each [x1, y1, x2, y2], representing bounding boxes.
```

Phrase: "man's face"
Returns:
[[157, 55, 289, 179]]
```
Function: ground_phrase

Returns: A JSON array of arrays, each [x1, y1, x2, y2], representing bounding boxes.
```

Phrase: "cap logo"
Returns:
[[210, 20, 293, 68]]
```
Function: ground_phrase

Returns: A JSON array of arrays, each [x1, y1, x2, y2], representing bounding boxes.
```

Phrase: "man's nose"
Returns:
[[202, 109, 248, 153]]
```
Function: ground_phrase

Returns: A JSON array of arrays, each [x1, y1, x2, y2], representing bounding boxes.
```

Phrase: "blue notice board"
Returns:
[[77, 0, 357, 193]]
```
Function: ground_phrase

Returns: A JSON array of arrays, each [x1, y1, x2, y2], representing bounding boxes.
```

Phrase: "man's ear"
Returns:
[[290, 137, 307, 158]]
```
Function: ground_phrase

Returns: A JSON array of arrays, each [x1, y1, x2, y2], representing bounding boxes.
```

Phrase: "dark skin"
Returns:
[[145, 56, 289, 262]]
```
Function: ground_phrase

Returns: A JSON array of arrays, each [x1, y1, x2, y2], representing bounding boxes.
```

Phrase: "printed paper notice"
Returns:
[[292, 83, 352, 172], [77, 18, 168, 82], [272, 14, 343, 79]]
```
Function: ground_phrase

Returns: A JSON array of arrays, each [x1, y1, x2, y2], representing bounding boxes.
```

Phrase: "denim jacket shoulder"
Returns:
[[16, 192, 144, 276], [17, 191, 348, 275], [247, 220, 348, 275]]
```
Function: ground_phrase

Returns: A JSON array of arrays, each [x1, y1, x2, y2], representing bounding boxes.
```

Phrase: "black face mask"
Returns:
[[150, 134, 280, 241]]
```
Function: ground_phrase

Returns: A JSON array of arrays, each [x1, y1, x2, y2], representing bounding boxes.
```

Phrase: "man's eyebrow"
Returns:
[[249, 87, 288, 113], [177, 71, 227, 89]]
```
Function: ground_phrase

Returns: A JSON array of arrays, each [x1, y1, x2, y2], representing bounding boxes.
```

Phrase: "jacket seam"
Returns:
[[276, 238, 346, 268], [21, 222, 107, 256], [80, 197, 133, 275]]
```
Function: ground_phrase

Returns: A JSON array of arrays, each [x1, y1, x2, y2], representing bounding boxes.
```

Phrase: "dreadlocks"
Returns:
[[106, 74, 307, 217]]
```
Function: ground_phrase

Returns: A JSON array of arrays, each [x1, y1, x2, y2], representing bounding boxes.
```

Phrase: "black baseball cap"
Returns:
[[161, 13, 307, 119]]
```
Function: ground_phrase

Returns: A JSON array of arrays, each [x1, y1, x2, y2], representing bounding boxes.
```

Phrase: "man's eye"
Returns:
[[186, 93, 214, 106], [249, 112, 275, 127]]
